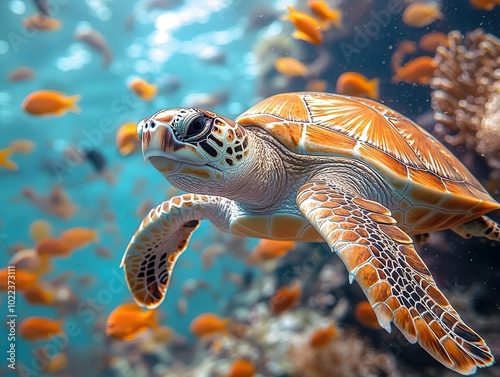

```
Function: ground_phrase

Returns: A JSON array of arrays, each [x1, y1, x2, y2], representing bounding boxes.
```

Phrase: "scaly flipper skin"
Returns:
[[452, 216, 500, 241], [121, 194, 231, 309], [296, 178, 494, 375]]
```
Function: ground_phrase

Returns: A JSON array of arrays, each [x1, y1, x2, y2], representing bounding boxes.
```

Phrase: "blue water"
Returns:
[[1, 0, 499, 376]]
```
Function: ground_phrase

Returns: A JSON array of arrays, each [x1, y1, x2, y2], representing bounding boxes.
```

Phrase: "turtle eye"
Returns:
[[184, 116, 209, 140]]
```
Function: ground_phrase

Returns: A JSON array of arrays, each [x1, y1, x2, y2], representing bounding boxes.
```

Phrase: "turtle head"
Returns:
[[137, 108, 250, 190]]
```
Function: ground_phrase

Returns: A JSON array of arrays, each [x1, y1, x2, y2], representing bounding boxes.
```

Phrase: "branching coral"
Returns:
[[288, 328, 400, 377], [431, 29, 500, 177]]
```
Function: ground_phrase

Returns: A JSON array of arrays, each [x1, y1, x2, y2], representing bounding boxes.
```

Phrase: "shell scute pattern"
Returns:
[[237, 92, 499, 213]]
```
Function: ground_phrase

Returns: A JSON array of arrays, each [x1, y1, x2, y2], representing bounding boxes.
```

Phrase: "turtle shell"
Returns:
[[236, 92, 500, 231]]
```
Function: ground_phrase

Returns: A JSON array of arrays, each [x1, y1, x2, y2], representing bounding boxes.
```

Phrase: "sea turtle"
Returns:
[[121, 92, 499, 375]]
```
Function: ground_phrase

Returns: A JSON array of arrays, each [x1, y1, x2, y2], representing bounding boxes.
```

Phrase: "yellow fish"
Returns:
[[402, 2, 444, 27], [308, 0, 342, 29], [19, 317, 64, 341], [0, 140, 35, 170], [106, 302, 158, 341], [116, 122, 141, 156], [22, 90, 81, 117], [129, 77, 157, 101], [336, 72, 380, 100], [274, 57, 309, 77], [283, 6, 323, 45]]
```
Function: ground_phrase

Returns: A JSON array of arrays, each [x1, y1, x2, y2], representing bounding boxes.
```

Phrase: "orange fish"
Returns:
[[22, 90, 81, 117], [392, 56, 437, 85], [269, 280, 302, 315], [247, 239, 295, 264], [75, 28, 113, 67], [336, 72, 379, 100], [309, 323, 338, 348], [106, 302, 158, 341], [43, 352, 67, 373], [0, 268, 37, 290], [29, 219, 52, 241], [23, 14, 61, 31], [283, 6, 323, 45], [7, 66, 35, 82], [35, 237, 71, 257], [116, 122, 141, 156], [308, 0, 342, 29], [402, 2, 444, 27], [59, 227, 99, 251], [189, 313, 229, 338], [19, 317, 64, 341], [22, 284, 56, 305], [469, 0, 500, 10], [305, 79, 328, 92], [354, 300, 380, 329], [227, 358, 256, 377], [418, 32, 449, 53], [0, 139, 35, 170], [274, 57, 309, 77], [129, 77, 157, 101]]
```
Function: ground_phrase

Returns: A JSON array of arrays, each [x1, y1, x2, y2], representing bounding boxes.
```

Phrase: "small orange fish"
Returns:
[[22, 90, 81, 117], [269, 280, 302, 315], [22, 284, 56, 305], [35, 237, 71, 258], [7, 66, 35, 82], [106, 302, 158, 341], [116, 122, 141, 156], [309, 323, 338, 348], [247, 239, 295, 264], [29, 219, 52, 241], [305, 79, 328, 92], [418, 32, 449, 53], [336, 72, 379, 100], [392, 56, 437, 85], [308, 0, 342, 29], [189, 313, 229, 338], [469, 0, 500, 10], [59, 227, 99, 251], [129, 77, 157, 101], [75, 28, 113, 67], [227, 358, 256, 377], [274, 57, 309, 77], [354, 300, 380, 329], [19, 317, 64, 341], [43, 352, 67, 373], [0, 139, 35, 170], [0, 268, 37, 290], [23, 14, 61, 31], [402, 2, 444, 27], [283, 6, 323, 45]]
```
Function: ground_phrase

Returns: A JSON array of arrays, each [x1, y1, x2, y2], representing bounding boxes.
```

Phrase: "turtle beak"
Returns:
[[138, 115, 208, 166]]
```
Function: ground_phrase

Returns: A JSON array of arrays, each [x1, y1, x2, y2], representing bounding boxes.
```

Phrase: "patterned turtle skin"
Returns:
[[121, 92, 499, 375]]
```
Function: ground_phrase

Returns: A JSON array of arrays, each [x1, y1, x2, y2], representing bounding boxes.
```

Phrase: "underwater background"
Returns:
[[1, 0, 500, 376]]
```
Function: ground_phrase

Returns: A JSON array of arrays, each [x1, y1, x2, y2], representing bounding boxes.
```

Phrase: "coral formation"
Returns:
[[431, 29, 500, 185]]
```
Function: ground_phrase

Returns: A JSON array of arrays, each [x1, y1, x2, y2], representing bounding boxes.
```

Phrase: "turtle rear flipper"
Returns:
[[296, 178, 494, 375], [452, 215, 500, 241], [121, 194, 230, 309]]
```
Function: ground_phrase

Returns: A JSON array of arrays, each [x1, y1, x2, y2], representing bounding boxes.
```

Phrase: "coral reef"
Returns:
[[431, 29, 500, 188]]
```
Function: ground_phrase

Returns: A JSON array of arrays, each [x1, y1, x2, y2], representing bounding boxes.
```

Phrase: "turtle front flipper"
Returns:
[[121, 194, 231, 309], [296, 178, 494, 375]]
